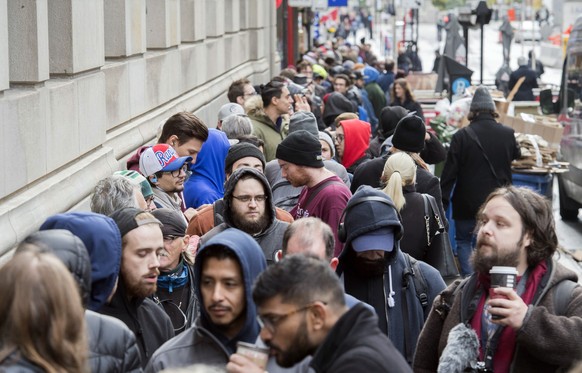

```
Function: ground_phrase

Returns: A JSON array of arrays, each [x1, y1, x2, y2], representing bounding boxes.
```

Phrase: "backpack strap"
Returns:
[[553, 280, 579, 316], [403, 253, 429, 309], [465, 126, 503, 186]]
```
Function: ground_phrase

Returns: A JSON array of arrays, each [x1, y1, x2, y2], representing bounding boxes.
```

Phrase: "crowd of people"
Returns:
[[1, 42, 581, 373]]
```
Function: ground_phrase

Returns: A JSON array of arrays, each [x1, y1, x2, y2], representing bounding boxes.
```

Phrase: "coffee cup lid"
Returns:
[[489, 266, 519, 275]]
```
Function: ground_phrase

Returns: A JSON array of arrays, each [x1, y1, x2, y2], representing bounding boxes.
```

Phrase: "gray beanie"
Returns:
[[517, 56, 528, 66], [289, 111, 319, 136], [470, 86, 496, 112], [318, 131, 335, 158]]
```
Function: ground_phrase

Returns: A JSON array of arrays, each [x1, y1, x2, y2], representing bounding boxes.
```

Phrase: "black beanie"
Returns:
[[276, 130, 324, 168], [392, 114, 426, 153], [379, 106, 409, 137], [225, 143, 266, 174]]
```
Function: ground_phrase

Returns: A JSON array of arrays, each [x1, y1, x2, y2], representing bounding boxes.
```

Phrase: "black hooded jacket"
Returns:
[[201, 168, 289, 264], [19, 229, 142, 373]]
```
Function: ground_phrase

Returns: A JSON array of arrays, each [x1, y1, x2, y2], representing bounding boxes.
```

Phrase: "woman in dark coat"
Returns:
[[390, 78, 424, 121]]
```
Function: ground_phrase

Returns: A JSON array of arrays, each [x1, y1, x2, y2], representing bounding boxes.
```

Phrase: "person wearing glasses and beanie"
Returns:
[[151, 208, 197, 335], [335, 118, 372, 175], [200, 167, 289, 264], [146, 228, 267, 372]]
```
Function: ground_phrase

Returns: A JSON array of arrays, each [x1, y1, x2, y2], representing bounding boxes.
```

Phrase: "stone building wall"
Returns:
[[0, 0, 279, 260]]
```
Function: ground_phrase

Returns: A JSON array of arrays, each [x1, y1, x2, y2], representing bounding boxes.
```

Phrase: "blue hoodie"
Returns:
[[194, 228, 267, 354], [183, 128, 230, 209], [39, 212, 122, 312]]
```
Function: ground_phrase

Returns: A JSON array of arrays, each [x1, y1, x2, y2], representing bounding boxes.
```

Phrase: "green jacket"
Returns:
[[250, 112, 284, 162]]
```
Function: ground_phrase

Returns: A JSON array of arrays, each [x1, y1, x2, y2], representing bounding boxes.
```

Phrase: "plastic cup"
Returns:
[[236, 341, 269, 369]]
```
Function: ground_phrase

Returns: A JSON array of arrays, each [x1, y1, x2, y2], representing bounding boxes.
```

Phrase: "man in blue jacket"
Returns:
[[145, 228, 267, 372], [335, 186, 446, 365]]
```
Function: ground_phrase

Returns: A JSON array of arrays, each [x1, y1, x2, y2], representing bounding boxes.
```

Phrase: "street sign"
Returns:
[[328, 0, 348, 6], [452, 77, 470, 94], [289, 0, 312, 6]]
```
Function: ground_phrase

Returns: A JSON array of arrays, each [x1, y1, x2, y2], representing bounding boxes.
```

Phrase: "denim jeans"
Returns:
[[454, 219, 476, 277]]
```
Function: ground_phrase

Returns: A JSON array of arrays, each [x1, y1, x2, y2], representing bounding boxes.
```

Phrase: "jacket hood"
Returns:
[[17, 230, 92, 308], [126, 146, 148, 172], [363, 66, 380, 85], [338, 119, 371, 169], [378, 106, 408, 139], [194, 228, 267, 353], [222, 167, 276, 229], [339, 185, 403, 260], [40, 212, 122, 312], [323, 92, 357, 126], [184, 129, 230, 205]]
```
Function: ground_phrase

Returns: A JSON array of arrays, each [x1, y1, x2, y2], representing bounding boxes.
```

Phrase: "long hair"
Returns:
[[391, 78, 415, 104], [476, 186, 558, 266], [381, 152, 417, 211], [0, 251, 88, 373]]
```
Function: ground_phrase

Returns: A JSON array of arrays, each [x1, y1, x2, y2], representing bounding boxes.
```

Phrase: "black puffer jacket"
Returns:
[[26, 228, 143, 372]]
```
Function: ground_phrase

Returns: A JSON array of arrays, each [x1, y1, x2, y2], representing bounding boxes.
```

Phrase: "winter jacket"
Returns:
[[264, 159, 351, 212], [40, 212, 122, 312], [309, 304, 412, 373], [509, 65, 538, 101], [145, 228, 267, 372], [127, 145, 148, 172], [33, 222, 143, 372], [390, 98, 424, 121], [200, 168, 289, 264], [336, 186, 446, 363], [440, 113, 520, 220], [350, 155, 447, 230], [414, 260, 582, 373], [337, 119, 371, 173], [250, 111, 284, 162], [0, 351, 45, 373], [365, 80, 387, 120], [100, 281, 174, 367], [183, 129, 230, 209]]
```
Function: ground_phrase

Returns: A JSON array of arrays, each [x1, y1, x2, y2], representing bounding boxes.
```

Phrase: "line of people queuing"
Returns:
[[1, 44, 582, 373]]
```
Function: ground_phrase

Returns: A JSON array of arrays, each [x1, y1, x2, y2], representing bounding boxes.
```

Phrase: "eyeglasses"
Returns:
[[232, 195, 268, 203], [154, 297, 188, 332], [163, 235, 183, 242], [168, 165, 190, 178], [335, 134, 345, 144], [256, 302, 326, 333]]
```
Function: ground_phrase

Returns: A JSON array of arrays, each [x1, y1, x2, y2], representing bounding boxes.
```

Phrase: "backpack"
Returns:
[[403, 253, 430, 311]]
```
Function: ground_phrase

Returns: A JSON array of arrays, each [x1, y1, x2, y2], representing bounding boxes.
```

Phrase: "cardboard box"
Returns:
[[498, 112, 564, 149]]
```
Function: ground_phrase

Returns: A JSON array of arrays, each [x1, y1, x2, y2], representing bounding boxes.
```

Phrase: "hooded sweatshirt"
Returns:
[[338, 119, 371, 173], [336, 186, 445, 363], [34, 224, 142, 372], [183, 129, 230, 209], [363, 66, 387, 120], [145, 228, 267, 372], [40, 212, 122, 312], [322, 92, 358, 127], [201, 167, 289, 264]]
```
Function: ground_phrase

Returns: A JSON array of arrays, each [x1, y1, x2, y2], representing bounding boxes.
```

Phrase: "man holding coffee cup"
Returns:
[[414, 186, 582, 373], [145, 228, 267, 372]]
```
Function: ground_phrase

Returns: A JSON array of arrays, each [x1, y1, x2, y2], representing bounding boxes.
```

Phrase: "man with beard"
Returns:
[[335, 186, 445, 365], [139, 144, 193, 223], [414, 186, 582, 373], [145, 228, 267, 372], [201, 167, 289, 264], [227, 255, 411, 372], [277, 130, 352, 257], [100, 207, 174, 367]]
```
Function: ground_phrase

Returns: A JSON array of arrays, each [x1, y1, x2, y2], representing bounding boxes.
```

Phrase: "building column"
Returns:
[[0, 0, 8, 91], [146, 0, 181, 49], [104, 0, 146, 58]]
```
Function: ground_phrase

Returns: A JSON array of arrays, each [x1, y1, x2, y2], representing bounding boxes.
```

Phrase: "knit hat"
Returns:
[[312, 64, 328, 80], [470, 86, 496, 112], [151, 208, 187, 237], [392, 114, 426, 153], [363, 66, 380, 85], [224, 142, 266, 174], [109, 207, 162, 238], [114, 170, 154, 199], [218, 103, 245, 122], [378, 106, 409, 138], [289, 111, 319, 136], [517, 56, 528, 66], [276, 130, 324, 168], [318, 131, 335, 158]]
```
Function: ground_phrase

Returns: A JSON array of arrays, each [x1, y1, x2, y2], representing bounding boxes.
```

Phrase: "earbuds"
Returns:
[[150, 175, 158, 183]]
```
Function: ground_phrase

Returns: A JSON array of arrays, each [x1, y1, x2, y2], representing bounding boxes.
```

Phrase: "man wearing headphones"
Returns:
[[335, 185, 446, 365]]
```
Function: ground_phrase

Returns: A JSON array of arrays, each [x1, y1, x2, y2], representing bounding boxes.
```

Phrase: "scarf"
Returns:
[[157, 261, 189, 293], [470, 261, 547, 373]]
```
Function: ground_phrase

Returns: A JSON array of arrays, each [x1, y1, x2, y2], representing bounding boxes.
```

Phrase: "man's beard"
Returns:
[[122, 271, 159, 299], [269, 315, 316, 367], [231, 208, 269, 235], [353, 254, 387, 278], [471, 235, 522, 274]]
